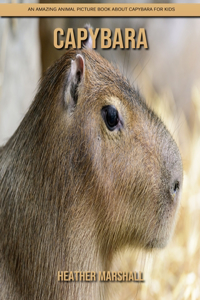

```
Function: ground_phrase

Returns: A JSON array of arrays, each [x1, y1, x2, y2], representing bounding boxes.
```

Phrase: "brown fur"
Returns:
[[0, 48, 182, 299]]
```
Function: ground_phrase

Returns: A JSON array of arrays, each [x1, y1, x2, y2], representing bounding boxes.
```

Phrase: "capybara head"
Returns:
[[9, 45, 181, 252], [58, 48, 183, 252]]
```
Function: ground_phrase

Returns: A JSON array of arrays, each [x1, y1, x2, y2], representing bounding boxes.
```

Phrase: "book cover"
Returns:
[[0, 2, 199, 299]]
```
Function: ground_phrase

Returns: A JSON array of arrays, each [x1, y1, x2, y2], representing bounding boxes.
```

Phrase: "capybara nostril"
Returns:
[[170, 180, 180, 201]]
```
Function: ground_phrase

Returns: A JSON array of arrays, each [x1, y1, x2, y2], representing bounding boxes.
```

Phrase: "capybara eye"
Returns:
[[101, 105, 119, 131]]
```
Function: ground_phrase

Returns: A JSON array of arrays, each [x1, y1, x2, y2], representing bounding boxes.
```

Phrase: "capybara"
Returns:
[[0, 31, 182, 300]]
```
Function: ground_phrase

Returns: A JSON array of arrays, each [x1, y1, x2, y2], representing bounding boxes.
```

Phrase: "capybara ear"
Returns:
[[65, 54, 85, 113], [82, 24, 93, 49]]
